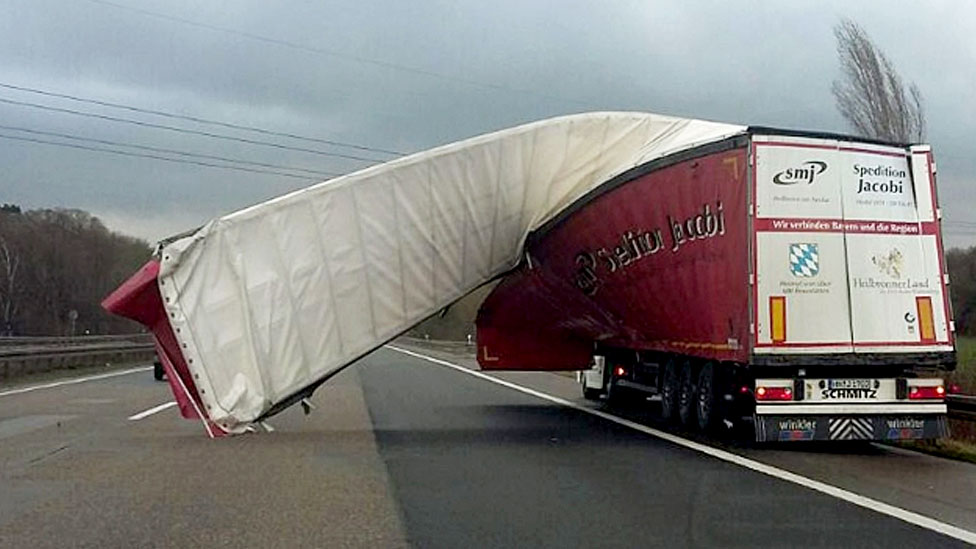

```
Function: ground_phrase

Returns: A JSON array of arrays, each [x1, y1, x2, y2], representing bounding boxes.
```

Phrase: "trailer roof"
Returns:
[[747, 126, 913, 148], [154, 112, 749, 430]]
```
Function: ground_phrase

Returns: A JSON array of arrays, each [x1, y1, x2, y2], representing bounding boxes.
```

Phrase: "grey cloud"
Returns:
[[1, 0, 973, 246]]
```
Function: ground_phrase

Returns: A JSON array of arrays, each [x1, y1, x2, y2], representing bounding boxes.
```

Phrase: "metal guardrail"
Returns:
[[0, 342, 155, 359], [0, 334, 153, 346], [947, 394, 976, 421], [0, 335, 156, 380]]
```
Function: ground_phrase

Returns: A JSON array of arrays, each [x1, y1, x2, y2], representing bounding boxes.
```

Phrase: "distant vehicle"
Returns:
[[153, 357, 165, 381], [478, 129, 955, 442]]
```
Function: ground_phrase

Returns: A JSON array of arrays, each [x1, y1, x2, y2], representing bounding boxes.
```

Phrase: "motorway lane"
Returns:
[[396, 340, 976, 536], [359, 349, 969, 548], [0, 348, 973, 548], [0, 365, 407, 548]]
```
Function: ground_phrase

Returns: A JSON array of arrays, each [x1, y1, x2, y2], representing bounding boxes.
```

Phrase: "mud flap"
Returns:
[[755, 415, 948, 442]]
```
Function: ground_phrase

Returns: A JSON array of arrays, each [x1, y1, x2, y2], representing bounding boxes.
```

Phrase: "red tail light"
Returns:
[[614, 366, 626, 377], [908, 385, 945, 400], [756, 386, 793, 401]]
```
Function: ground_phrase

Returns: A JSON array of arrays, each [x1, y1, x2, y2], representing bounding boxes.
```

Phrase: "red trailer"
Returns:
[[104, 112, 753, 436], [477, 130, 955, 442], [101, 113, 953, 441]]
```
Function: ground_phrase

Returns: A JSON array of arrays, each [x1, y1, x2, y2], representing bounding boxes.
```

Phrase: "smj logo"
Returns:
[[872, 248, 904, 279], [789, 243, 819, 277], [772, 161, 827, 186]]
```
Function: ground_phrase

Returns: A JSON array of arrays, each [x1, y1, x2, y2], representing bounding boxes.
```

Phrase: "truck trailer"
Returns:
[[475, 129, 955, 442], [102, 112, 954, 440]]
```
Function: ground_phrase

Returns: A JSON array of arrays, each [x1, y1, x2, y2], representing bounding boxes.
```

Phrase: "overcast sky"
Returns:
[[2, 0, 974, 247]]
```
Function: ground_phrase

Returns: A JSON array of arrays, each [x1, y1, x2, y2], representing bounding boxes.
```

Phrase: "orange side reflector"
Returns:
[[770, 296, 786, 344], [916, 296, 936, 343]]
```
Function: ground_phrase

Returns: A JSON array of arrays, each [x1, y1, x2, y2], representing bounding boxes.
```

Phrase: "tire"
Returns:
[[660, 359, 679, 422], [696, 363, 717, 432], [605, 375, 619, 405], [153, 361, 165, 381], [605, 364, 627, 406], [677, 360, 696, 427], [582, 375, 602, 401]]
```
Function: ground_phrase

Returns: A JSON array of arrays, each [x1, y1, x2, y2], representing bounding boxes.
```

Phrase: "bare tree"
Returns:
[[832, 19, 925, 142], [0, 206, 151, 335], [0, 236, 20, 335]]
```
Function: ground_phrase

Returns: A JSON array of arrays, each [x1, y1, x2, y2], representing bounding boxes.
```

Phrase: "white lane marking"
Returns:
[[385, 345, 976, 546], [128, 401, 177, 421], [0, 366, 152, 398]]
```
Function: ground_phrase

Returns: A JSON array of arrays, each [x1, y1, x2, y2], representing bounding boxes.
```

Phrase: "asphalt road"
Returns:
[[0, 345, 974, 548]]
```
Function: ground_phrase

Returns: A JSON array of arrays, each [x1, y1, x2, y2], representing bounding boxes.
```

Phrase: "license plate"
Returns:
[[828, 379, 874, 390], [821, 378, 879, 399]]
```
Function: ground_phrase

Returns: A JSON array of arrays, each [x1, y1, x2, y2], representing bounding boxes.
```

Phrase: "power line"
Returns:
[[0, 132, 324, 181], [0, 81, 405, 157], [943, 224, 976, 236], [0, 124, 339, 178], [81, 0, 592, 108], [0, 97, 387, 163]]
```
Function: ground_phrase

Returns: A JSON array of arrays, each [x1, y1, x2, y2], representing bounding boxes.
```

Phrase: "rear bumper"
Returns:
[[754, 414, 948, 442], [756, 403, 946, 415]]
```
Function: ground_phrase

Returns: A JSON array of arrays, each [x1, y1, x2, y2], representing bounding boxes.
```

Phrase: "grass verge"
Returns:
[[948, 335, 976, 394], [898, 438, 976, 465]]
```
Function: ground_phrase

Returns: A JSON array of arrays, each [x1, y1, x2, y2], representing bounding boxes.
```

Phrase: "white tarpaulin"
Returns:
[[157, 111, 745, 431]]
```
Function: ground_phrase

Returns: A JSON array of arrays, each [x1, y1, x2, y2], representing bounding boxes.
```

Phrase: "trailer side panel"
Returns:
[[478, 144, 750, 369]]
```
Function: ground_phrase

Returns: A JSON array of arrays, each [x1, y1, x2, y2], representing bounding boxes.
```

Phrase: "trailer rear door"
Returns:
[[751, 136, 953, 355], [843, 145, 953, 352]]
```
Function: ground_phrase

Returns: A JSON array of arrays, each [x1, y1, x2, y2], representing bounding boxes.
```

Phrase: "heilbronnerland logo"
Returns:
[[852, 246, 930, 292], [773, 161, 827, 186], [872, 248, 905, 279]]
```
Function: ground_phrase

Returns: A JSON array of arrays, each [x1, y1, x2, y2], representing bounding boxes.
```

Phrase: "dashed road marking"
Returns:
[[128, 401, 177, 421]]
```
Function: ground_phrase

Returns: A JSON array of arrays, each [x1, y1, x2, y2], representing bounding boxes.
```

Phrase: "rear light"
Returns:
[[614, 366, 627, 377], [908, 385, 944, 400], [949, 384, 962, 395], [756, 385, 793, 401]]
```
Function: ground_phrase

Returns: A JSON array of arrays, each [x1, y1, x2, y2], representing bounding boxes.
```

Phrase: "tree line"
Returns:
[[948, 247, 976, 338], [0, 204, 151, 336], [0, 202, 973, 339]]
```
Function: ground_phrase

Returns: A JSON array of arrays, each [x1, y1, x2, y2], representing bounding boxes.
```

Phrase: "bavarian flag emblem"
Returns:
[[789, 243, 819, 277]]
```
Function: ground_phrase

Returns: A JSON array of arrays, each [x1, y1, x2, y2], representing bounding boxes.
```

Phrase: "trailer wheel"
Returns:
[[695, 363, 717, 432], [605, 374, 621, 405], [677, 361, 696, 427], [660, 359, 679, 422], [153, 361, 165, 381]]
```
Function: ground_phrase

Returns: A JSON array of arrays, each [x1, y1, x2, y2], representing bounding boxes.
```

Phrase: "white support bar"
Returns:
[[756, 403, 946, 415]]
